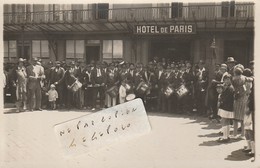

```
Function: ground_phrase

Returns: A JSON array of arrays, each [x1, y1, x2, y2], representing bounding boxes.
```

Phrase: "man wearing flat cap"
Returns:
[[49, 61, 65, 108], [26, 57, 45, 111]]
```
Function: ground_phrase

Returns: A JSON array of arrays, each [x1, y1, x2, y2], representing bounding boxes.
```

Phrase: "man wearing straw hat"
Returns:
[[26, 57, 45, 111], [12, 58, 27, 112]]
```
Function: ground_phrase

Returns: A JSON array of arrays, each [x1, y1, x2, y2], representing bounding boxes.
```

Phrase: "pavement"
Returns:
[[0, 107, 259, 168]]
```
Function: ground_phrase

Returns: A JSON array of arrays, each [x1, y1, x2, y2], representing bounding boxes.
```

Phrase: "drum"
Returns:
[[126, 93, 136, 101], [164, 85, 174, 97], [70, 80, 82, 92], [175, 84, 188, 98], [136, 82, 149, 95], [107, 86, 119, 98]]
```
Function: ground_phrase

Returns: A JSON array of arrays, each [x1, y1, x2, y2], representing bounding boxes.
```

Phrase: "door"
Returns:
[[224, 40, 249, 66], [86, 46, 100, 64], [17, 45, 31, 61]]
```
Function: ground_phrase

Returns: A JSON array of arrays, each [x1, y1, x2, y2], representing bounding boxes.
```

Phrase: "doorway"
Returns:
[[150, 40, 191, 62], [85, 46, 100, 64], [224, 40, 249, 66], [17, 45, 31, 60]]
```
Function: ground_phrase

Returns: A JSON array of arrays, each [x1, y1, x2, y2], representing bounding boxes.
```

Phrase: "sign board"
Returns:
[[54, 98, 151, 156], [134, 24, 196, 34]]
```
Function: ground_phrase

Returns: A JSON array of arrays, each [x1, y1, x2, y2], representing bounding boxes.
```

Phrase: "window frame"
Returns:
[[66, 40, 85, 59], [32, 40, 49, 58], [102, 40, 123, 62]]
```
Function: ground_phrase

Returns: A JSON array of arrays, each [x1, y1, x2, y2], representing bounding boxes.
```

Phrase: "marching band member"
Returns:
[[49, 61, 65, 108], [182, 62, 194, 114], [81, 64, 93, 109], [61, 62, 77, 109], [134, 64, 145, 100], [105, 63, 119, 108], [119, 79, 127, 104], [194, 60, 208, 116], [91, 62, 107, 110], [162, 66, 174, 113], [155, 63, 165, 112]]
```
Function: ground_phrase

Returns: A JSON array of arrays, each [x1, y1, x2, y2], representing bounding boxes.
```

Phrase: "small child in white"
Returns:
[[119, 80, 127, 104], [47, 84, 58, 110]]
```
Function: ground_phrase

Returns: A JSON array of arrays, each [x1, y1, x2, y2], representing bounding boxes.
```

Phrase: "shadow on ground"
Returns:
[[225, 148, 253, 161], [199, 137, 244, 147]]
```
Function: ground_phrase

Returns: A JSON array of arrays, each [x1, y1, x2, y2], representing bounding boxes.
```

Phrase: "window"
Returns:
[[4, 40, 17, 59], [66, 40, 84, 59], [102, 40, 123, 61], [32, 40, 49, 58]]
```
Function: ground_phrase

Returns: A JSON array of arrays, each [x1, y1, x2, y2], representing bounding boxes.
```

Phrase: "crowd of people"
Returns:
[[3, 56, 255, 157]]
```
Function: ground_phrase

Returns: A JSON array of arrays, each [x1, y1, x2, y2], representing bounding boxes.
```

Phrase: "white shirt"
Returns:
[[48, 89, 58, 102]]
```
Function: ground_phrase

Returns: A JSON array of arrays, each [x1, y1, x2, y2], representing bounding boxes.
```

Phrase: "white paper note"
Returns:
[[54, 98, 151, 156]]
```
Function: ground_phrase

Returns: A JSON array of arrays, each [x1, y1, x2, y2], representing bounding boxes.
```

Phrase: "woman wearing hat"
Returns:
[[232, 66, 253, 138], [12, 58, 27, 112], [216, 74, 234, 142]]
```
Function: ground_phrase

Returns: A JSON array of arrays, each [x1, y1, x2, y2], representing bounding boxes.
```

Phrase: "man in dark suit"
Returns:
[[49, 61, 65, 108], [127, 63, 135, 87], [105, 63, 119, 107], [155, 63, 164, 111], [91, 62, 107, 110], [182, 62, 194, 114], [81, 64, 93, 109], [194, 60, 209, 116], [26, 57, 45, 111], [161, 66, 174, 113], [60, 62, 77, 109]]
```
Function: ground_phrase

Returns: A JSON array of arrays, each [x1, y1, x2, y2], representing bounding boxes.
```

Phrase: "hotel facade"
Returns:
[[3, 2, 254, 67]]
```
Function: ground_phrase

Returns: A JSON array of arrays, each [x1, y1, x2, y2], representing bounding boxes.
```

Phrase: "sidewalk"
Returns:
[[0, 108, 258, 168]]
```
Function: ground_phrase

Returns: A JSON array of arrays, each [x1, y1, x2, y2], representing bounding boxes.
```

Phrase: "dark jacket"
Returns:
[[219, 85, 234, 111]]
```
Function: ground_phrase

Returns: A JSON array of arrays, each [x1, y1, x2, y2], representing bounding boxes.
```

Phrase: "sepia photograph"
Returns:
[[1, 0, 259, 167]]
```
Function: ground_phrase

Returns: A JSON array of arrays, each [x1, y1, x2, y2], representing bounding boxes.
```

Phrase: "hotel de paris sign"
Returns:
[[134, 24, 196, 34]]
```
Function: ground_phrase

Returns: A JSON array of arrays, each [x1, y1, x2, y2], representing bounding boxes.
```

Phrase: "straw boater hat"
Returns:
[[18, 58, 25, 62], [50, 84, 55, 88], [220, 63, 227, 70], [226, 57, 236, 63], [216, 83, 224, 89]]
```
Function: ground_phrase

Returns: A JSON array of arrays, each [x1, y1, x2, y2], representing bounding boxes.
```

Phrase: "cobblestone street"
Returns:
[[0, 108, 258, 168]]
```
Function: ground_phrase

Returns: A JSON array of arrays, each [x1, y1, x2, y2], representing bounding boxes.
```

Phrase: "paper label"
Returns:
[[54, 98, 151, 156]]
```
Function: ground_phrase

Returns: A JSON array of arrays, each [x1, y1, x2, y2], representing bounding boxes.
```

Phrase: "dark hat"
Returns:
[[226, 57, 236, 63], [243, 68, 253, 77], [198, 60, 205, 64], [249, 60, 254, 65], [70, 61, 75, 65]]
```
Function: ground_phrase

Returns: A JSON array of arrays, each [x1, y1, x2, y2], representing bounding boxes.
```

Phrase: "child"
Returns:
[[119, 80, 127, 104], [47, 84, 59, 110], [243, 108, 254, 157], [217, 74, 234, 143]]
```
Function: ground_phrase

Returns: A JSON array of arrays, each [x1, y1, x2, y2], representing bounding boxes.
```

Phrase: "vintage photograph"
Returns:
[[1, 1, 257, 167]]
